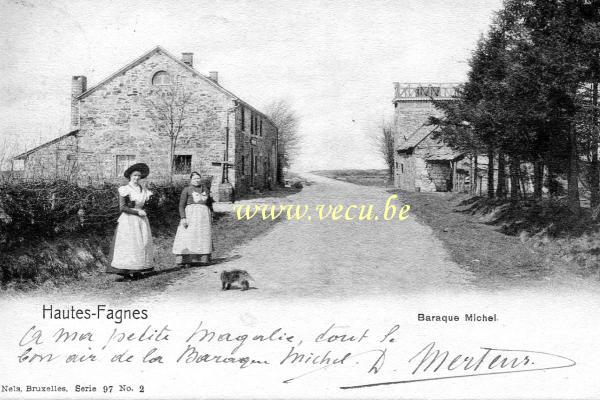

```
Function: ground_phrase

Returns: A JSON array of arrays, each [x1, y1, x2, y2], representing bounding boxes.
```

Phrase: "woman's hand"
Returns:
[[138, 210, 147, 217], [181, 218, 188, 228]]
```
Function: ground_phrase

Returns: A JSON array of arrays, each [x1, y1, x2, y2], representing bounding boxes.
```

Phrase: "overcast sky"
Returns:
[[1, 0, 502, 170]]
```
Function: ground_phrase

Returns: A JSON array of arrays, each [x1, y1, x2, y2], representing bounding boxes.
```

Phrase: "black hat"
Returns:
[[124, 163, 150, 179]]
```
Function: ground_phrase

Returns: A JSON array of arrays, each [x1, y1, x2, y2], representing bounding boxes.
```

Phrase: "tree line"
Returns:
[[430, 0, 600, 214]]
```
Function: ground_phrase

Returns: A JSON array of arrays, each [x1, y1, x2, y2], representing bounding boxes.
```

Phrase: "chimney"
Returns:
[[182, 52, 193, 67], [209, 71, 219, 84], [71, 76, 87, 128]]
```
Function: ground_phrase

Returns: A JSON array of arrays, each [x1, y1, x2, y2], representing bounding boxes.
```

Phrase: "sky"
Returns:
[[0, 0, 503, 171]]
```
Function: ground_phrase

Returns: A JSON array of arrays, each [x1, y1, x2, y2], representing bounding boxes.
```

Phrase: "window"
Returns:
[[401, 163, 404, 174], [260, 119, 263, 136], [116, 155, 136, 177], [241, 107, 245, 131], [12, 159, 24, 171], [152, 71, 171, 86], [173, 155, 192, 174], [241, 155, 245, 175], [250, 112, 255, 135]]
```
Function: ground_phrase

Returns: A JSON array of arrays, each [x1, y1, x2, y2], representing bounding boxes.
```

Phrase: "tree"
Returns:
[[432, 0, 600, 213], [373, 120, 395, 181], [0, 137, 17, 172], [263, 99, 300, 181], [145, 81, 196, 182]]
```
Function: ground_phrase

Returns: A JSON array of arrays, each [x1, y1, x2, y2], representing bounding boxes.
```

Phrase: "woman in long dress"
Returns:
[[107, 163, 154, 279], [172, 171, 213, 266]]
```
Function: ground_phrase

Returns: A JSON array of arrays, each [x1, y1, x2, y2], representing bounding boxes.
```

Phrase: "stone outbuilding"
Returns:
[[395, 124, 464, 192], [13, 46, 279, 199]]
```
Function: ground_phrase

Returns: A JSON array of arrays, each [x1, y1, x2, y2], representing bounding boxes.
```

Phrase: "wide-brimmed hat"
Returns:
[[124, 163, 150, 179]]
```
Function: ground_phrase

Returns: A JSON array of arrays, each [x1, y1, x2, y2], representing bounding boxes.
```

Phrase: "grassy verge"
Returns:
[[397, 191, 599, 286], [1, 209, 281, 298], [394, 191, 563, 286], [313, 169, 598, 287]]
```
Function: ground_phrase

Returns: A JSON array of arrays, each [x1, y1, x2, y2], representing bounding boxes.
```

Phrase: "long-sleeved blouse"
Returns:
[[118, 184, 152, 215], [178, 185, 210, 219]]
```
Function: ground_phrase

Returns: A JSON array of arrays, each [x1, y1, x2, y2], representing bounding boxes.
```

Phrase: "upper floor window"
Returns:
[[241, 107, 246, 131], [152, 71, 171, 86]]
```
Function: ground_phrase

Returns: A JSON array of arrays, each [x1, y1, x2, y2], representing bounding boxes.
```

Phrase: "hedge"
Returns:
[[0, 180, 190, 253]]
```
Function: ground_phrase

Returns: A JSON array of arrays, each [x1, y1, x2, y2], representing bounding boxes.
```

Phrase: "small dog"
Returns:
[[220, 269, 253, 291]]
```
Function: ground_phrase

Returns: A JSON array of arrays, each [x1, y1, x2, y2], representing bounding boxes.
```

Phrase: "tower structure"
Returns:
[[392, 82, 462, 191]]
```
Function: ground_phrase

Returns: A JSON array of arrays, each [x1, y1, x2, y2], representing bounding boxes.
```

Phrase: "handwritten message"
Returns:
[[13, 321, 576, 391]]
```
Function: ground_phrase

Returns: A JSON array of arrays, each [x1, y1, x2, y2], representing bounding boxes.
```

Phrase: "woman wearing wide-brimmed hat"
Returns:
[[107, 163, 154, 279], [172, 171, 213, 266]]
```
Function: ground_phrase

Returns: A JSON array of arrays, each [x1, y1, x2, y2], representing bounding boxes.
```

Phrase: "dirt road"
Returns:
[[151, 173, 473, 301]]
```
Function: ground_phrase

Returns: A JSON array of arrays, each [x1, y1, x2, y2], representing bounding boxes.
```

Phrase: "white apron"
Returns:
[[108, 184, 154, 272]]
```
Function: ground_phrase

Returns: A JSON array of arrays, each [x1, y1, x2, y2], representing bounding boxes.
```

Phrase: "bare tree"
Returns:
[[373, 120, 395, 180], [0, 137, 21, 183], [145, 80, 196, 182], [264, 99, 300, 180]]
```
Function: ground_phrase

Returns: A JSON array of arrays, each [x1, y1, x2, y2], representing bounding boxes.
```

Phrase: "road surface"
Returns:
[[151, 173, 473, 301]]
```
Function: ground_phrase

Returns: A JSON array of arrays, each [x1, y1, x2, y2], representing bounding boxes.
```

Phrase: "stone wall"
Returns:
[[75, 50, 234, 188], [21, 134, 79, 181], [393, 101, 441, 143], [19, 49, 279, 197], [232, 105, 278, 197], [425, 160, 452, 191], [394, 153, 416, 191], [393, 99, 453, 192], [395, 135, 454, 192]]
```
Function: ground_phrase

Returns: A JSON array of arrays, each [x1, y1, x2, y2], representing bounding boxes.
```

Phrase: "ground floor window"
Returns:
[[173, 155, 192, 174], [116, 155, 135, 177]]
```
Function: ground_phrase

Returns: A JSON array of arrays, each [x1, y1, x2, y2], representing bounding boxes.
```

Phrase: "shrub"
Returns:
[[0, 180, 187, 253]]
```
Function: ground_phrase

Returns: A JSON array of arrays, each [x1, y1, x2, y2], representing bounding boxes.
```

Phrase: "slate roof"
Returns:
[[13, 129, 79, 160], [424, 148, 464, 161], [396, 124, 438, 151], [396, 123, 463, 160]]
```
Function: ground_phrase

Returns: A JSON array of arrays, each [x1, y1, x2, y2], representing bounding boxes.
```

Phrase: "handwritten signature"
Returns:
[[348, 342, 575, 389], [284, 341, 576, 389]]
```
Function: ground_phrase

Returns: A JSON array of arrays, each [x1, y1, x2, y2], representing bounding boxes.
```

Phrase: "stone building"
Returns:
[[13, 46, 279, 199], [393, 83, 465, 192]]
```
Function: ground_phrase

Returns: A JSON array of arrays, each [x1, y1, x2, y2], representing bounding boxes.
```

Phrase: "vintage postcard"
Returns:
[[1, 0, 599, 398]]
